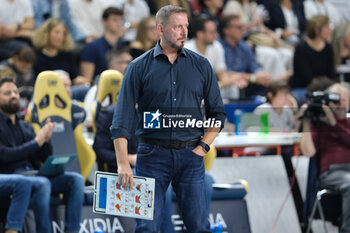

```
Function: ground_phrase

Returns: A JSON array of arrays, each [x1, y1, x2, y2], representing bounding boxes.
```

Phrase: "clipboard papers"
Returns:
[[93, 171, 155, 220]]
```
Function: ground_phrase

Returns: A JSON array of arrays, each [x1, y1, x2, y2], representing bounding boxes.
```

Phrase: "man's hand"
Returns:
[[114, 138, 134, 190], [192, 145, 206, 157], [321, 104, 336, 126], [229, 73, 249, 89], [35, 118, 55, 147], [118, 162, 134, 190], [255, 71, 272, 86], [2, 23, 18, 39]]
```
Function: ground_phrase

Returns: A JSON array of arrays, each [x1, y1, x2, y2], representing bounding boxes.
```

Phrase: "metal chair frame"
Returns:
[[306, 189, 341, 233]]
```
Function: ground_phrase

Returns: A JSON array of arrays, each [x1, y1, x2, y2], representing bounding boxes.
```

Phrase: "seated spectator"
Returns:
[[304, 0, 341, 27], [0, 46, 36, 109], [32, 18, 87, 86], [185, 17, 248, 89], [0, 174, 32, 233], [93, 104, 137, 172], [31, 0, 107, 43], [65, 0, 111, 43], [300, 83, 350, 233], [109, 0, 150, 42], [263, 0, 306, 46], [80, 7, 128, 84], [0, 0, 35, 61], [197, 0, 223, 25], [223, 0, 260, 30], [129, 16, 159, 59], [218, 15, 272, 100], [253, 81, 297, 132], [223, 0, 294, 81], [290, 15, 335, 106], [83, 47, 132, 128], [0, 77, 84, 233], [331, 22, 350, 81]]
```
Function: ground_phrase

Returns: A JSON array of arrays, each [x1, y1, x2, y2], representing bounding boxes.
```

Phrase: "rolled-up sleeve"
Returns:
[[202, 59, 226, 129], [110, 62, 140, 140]]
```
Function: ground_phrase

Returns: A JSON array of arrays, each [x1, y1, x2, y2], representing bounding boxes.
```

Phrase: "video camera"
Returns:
[[303, 91, 340, 124]]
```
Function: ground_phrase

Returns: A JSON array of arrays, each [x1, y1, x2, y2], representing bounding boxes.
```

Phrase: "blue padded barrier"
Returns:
[[225, 97, 264, 124]]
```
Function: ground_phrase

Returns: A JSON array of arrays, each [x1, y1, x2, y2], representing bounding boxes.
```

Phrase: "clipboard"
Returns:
[[93, 171, 155, 220]]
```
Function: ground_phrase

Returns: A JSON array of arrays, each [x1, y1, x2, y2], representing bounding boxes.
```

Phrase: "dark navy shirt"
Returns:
[[110, 42, 226, 141], [80, 37, 128, 78], [0, 113, 39, 172]]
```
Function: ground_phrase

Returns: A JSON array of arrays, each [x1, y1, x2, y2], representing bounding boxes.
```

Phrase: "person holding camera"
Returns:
[[300, 83, 350, 233]]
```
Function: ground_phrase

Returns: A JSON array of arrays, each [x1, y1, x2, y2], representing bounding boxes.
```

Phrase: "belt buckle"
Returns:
[[173, 141, 181, 149]]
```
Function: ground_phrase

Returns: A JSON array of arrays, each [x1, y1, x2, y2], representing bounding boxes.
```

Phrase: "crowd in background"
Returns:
[[2, 0, 350, 232]]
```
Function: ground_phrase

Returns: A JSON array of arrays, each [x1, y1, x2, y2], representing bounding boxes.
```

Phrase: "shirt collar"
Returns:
[[154, 41, 187, 58], [0, 112, 19, 125]]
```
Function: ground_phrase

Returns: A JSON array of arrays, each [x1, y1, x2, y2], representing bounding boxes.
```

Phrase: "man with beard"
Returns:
[[0, 77, 84, 233], [110, 5, 226, 232]]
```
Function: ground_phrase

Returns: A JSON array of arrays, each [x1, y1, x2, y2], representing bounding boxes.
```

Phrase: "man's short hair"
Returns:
[[266, 81, 290, 103], [0, 77, 16, 88], [13, 47, 36, 64], [106, 47, 131, 66], [156, 5, 187, 27], [218, 15, 240, 38], [102, 7, 124, 20], [190, 16, 213, 38]]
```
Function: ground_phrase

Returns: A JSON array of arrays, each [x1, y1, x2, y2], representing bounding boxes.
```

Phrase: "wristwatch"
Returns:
[[198, 141, 210, 153]]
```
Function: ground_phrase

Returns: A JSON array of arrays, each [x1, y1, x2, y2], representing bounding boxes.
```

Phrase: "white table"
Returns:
[[213, 132, 302, 156]]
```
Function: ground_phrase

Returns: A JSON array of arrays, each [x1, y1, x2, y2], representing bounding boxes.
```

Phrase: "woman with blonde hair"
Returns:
[[33, 18, 87, 86], [331, 22, 350, 69], [129, 16, 159, 58], [290, 15, 336, 106]]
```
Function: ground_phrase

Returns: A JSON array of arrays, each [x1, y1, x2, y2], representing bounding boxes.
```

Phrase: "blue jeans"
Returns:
[[0, 175, 32, 231], [135, 143, 211, 233], [25, 172, 84, 233], [50, 172, 85, 233], [160, 173, 214, 233]]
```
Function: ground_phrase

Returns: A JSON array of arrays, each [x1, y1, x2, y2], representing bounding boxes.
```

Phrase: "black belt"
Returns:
[[139, 137, 200, 149]]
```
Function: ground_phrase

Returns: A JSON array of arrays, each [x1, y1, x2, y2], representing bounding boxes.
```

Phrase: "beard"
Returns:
[[0, 101, 20, 114], [163, 34, 186, 50]]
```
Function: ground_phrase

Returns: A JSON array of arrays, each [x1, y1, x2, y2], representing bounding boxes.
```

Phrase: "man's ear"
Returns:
[[157, 24, 163, 35], [267, 92, 273, 102]]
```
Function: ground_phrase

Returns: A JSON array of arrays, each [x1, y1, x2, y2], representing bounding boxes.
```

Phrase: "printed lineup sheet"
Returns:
[[93, 171, 155, 220]]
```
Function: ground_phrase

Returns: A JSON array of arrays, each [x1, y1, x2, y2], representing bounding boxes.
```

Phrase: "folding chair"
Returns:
[[305, 155, 342, 233], [306, 189, 341, 233]]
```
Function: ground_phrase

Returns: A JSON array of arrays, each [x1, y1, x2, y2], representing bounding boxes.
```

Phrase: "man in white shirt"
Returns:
[[0, 0, 35, 60], [185, 17, 248, 99]]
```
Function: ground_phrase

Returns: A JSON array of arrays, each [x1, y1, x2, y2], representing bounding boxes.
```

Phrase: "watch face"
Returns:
[[199, 141, 210, 152]]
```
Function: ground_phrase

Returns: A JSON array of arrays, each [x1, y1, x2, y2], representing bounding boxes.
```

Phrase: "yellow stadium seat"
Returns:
[[204, 145, 217, 172], [25, 71, 96, 180], [91, 70, 123, 132]]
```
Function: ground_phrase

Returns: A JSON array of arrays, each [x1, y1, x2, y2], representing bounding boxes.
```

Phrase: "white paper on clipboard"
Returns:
[[93, 171, 155, 220]]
